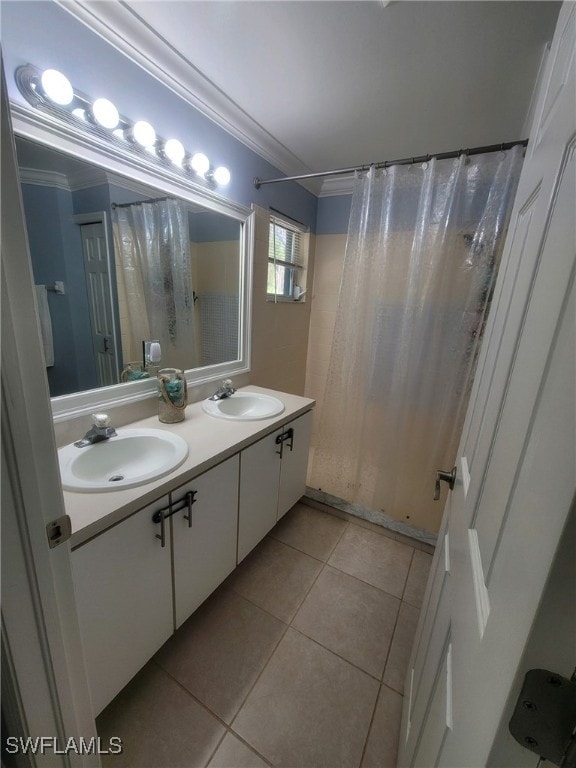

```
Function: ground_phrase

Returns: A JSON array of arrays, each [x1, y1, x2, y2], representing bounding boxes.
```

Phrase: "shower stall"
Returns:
[[302, 146, 524, 534]]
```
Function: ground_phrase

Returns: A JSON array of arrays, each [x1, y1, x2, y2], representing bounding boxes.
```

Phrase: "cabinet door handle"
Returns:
[[275, 427, 294, 457], [152, 491, 196, 526], [154, 506, 166, 547], [182, 490, 197, 528]]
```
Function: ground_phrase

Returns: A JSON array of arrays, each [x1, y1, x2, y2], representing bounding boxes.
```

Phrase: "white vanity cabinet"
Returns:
[[68, 399, 314, 718], [70, 495, 173, 715], [171, 456, 239, 628], [238, 411, 312, 562], [276, 410, 313, 519]]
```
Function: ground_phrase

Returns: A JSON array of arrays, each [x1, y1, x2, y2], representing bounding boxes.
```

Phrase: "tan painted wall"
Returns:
[[249, 205, 315, 395]]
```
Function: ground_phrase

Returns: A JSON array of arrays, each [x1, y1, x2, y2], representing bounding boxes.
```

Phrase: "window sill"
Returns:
[[266, 295, 306, 304]]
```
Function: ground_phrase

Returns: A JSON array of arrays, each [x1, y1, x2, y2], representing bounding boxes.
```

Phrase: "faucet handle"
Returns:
[[92, 413, 111, 428]]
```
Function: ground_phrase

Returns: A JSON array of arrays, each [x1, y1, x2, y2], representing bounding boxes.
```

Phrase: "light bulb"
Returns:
[[92, 98, 120, 130], [40, 69, 74, 106], [190, 152, 210, 176], [213, 166, 231, 186], [72, 108, 86, 121], [149, 342, 161, 363], [164, 138, 185, 166], [132, 120, 156, 148]]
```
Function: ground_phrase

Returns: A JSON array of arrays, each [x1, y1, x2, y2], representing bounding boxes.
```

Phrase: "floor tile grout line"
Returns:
[[204, 721, 275, 768], [263, 534, 330, 565], [322, 560, 408, 604], [150, 658, 275, 768], [358, 681, 385, 768], [269, 514, 415, 603], [380, 593, 407, 686], [151, 657, 232, 729], [226, 518, 350, 622], [228, 520, 415, 686], [160, 506, 420, 764], [203, 729, 229, 768], [267, 505, 429, 605], [327, 560, 413, 603], [227, 560, 402, 687], [227, 541, 332, 734], [400, 548, 416, 603], [221, 731, 275, 768], [301, 499, 436, 554], [286, 623, 387, 685], [267, 513, 350, 565], [227, 613, 291, 732]]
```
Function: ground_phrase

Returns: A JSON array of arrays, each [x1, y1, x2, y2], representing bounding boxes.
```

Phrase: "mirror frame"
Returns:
[[10, 101, 254, 423]]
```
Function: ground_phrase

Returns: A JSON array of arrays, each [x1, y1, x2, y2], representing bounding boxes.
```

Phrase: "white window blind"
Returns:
[[267, 215, 306, 301]]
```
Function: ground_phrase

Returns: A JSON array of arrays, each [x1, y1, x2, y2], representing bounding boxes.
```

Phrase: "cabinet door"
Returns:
[[238, 430, 282, 563], [71, 497, 173, 715], [172, 456, 240, 628], [277, 410, 313, 519]]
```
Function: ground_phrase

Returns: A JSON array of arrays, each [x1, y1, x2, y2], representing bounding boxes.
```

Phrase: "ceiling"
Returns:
[[63, 0, 559, 193]]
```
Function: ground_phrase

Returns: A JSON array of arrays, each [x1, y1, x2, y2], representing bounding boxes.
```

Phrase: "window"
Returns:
[[267, 215, 306, 301]]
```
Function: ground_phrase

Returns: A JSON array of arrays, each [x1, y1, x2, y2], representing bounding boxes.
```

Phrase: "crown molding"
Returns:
[[55, 0, 319, 193], [319, 176, 355, 197], [17, 163, 169, 199], [18, 167, 71, 191]]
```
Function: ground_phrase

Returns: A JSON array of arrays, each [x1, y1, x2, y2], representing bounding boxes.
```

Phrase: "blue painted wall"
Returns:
[[2, 0, 318, 232], [21, 182, 98, 395], [316, 195, 352, 235]]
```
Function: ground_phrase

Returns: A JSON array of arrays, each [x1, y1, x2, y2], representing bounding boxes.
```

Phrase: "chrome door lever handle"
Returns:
[[434, 466, 457, 500]]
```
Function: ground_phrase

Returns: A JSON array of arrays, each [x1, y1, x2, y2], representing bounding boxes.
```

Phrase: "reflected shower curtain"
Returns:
[[113, 199, 197, 369], [310, 148, 523, 532]]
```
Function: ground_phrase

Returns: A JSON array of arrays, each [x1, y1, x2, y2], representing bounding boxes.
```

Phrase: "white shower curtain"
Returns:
[[113, 198, 197, 369], [309, 147, 524, 532]]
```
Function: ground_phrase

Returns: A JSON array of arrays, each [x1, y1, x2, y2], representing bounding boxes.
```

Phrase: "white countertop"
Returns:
[[64, 386, 315, 548]]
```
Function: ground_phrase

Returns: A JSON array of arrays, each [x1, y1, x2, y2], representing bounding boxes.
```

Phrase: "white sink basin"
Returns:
[[202, 392, 285, 420], [58, 428, 189, 492]]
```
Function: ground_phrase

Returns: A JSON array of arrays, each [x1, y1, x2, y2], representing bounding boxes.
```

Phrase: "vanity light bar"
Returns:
[[14, 64, 231, 187]]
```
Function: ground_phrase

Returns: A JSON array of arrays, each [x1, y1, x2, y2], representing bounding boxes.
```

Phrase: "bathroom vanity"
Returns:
[[63, 386, 314, 715]]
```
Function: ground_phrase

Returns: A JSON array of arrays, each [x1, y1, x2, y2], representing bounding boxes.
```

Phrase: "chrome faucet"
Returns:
[[209, 379, 236, 401], [74, 413, 117, 447]]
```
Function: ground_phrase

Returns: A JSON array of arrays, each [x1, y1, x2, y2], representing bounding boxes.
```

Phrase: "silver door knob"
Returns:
[[434, 466, 457, 500]]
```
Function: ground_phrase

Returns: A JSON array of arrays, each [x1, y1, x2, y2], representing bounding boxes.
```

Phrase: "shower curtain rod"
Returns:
[[253, 139, 528, 189], [111, 195, 173, 209]]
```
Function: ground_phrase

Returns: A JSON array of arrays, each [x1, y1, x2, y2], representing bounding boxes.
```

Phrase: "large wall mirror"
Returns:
[[11, 105, 253, 421]]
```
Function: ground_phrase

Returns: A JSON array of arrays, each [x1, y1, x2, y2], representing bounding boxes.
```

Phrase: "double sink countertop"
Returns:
[[62, 386, 315, 549]]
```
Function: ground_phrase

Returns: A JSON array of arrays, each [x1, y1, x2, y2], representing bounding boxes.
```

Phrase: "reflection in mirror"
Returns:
[[15, 136, 242, 398]]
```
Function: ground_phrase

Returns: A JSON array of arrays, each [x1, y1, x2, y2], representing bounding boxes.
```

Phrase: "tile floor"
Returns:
[[97, 502, 433, 768]]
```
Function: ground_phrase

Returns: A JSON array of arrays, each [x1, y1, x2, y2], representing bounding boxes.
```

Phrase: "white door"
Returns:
[[399, 5, 575, 766], [172, 456, 239, 628], [80, 220, 118, 387], [2, 60, 97, 764]]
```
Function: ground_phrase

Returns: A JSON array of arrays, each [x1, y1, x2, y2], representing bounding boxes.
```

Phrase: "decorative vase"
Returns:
[[120, 362, 150, 382], [157, 368, 188, 423]]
